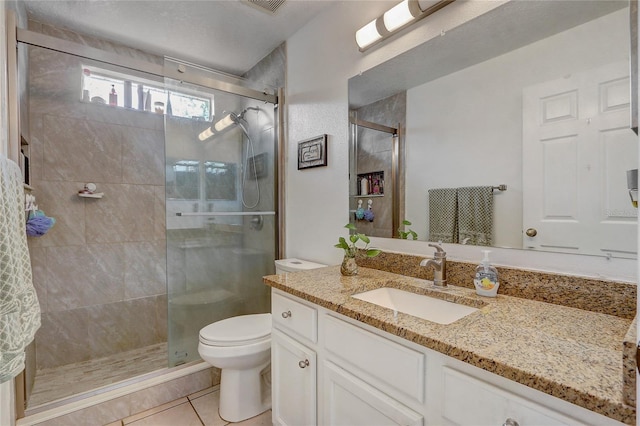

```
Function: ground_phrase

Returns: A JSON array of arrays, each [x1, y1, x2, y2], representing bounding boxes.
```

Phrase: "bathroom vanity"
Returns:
[[264, 266, 634, 425]]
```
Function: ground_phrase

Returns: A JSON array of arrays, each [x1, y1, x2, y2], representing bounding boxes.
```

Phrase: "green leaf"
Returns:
[[360, 234, 370, 244], [366, 249, 381, 257], [335, 237, 350, 250], [350, 234, 359, 244], [402, 219, 412, 226], [409, 230, 418, 240], [345, 223, 357, 231]]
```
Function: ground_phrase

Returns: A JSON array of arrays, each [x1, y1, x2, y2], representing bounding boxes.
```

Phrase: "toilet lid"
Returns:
[[199, 313, 272, 346]]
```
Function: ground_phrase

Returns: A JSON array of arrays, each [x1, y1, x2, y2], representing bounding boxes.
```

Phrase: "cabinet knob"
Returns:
[[503, 419, 519, 426], [525, 228, 537, 237], [281, 310, 292, 318], [298, 359, 310, 369]]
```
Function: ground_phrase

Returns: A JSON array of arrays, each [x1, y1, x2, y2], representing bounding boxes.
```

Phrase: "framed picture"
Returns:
[[298, 134, 327, 170]]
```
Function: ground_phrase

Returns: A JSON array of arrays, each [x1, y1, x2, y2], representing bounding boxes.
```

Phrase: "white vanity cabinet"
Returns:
[[270, 289, 624, 426], [272, 330, 316, 426], [321, 315, 425, 426], [271, 291, 318, 426]]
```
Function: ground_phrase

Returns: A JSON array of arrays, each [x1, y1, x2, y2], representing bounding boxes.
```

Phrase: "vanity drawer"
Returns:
[[323, 315, 425, 403], [272, 291, 318, 343]]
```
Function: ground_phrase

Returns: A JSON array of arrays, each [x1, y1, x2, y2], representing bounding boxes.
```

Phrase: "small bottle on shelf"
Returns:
[[373, 179, 380, 194], [109, 85, 118, 106], [360, 176, 369, 195]]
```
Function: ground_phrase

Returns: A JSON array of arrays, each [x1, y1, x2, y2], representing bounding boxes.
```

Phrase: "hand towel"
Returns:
[[428, 188, 458, 243], [457, 186, 493, 246], [0, 154, 41, 383]]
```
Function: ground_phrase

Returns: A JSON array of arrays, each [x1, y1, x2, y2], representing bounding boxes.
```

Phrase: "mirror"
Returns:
[[349, 0, 638, 259]]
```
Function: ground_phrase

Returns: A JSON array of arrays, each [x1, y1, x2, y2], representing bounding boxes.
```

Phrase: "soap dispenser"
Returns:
[[473, 250, 499, 297]]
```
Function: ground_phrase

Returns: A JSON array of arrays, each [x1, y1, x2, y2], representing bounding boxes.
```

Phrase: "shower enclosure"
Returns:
[[15, 24, 279, 414], [164, 71, 276, 367]]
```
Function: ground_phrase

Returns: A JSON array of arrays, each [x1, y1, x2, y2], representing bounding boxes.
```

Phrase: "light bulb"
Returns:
[[383, 0, 416, 32], [198, 127, 214, 142], [355, 18, 383, 50], [214, 114, 235, 132]]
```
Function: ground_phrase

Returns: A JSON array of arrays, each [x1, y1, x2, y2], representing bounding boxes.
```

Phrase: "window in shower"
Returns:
[[82, 66, 212, 120]]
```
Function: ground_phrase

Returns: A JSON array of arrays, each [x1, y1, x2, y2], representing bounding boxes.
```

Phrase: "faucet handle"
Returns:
[[428, 243, 446, 255]]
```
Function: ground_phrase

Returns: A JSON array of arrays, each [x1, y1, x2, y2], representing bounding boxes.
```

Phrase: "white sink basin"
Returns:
[[352, 287, 478, 325]]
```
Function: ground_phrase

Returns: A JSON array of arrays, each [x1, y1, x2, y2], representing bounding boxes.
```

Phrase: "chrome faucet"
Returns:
[[420, 243, 447, 287]]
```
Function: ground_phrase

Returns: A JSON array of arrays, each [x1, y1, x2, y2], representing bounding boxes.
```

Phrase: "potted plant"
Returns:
[[397, 220, 418, 240], [334, 223, 381, 276]]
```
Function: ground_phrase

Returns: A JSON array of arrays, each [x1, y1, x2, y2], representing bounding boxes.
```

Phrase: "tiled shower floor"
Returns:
[[28, 342, 168, 409]]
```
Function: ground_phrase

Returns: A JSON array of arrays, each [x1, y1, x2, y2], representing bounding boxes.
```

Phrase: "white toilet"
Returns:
[[197, 258, 326, 422]]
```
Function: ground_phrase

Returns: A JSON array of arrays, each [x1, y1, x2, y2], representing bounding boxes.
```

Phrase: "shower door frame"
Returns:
[[349, 112, 402, 237], [9, 18, 286, 417]]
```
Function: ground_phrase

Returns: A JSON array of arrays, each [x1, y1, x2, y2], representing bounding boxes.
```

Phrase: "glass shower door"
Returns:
[[164, 79, 276, 367]]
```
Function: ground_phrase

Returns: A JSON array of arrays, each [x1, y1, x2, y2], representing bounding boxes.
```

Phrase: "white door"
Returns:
[[322, 361, 424, 426], [272, 329, 316, 426], [523, 61, 638, 258]]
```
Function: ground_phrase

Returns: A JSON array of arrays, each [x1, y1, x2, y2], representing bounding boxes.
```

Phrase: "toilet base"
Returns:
[[219, 361, 271, 422]]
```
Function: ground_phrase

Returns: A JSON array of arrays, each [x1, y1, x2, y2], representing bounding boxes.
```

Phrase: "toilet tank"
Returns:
[[275, 258, 326, 274]]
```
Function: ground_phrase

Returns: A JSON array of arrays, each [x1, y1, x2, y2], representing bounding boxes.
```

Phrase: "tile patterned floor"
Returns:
[[29, 343, 168, 409], [109, 387, 271, 426]]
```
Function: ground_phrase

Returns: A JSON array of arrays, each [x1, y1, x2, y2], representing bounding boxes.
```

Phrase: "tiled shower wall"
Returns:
[[26, 21, 167, 369]]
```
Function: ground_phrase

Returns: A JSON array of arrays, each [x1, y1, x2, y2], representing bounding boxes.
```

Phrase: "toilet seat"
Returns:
[[199, 313, 271, 347]]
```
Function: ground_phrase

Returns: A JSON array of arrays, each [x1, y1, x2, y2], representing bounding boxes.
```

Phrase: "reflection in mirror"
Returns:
[[349, 0, 637, 259], [349, 95, 404, 238], [166, 159, 238, 201]]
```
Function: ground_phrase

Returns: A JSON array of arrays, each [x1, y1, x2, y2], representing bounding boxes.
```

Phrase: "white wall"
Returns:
[[405, 9, 629, 248], [285, 1, 636, 281]]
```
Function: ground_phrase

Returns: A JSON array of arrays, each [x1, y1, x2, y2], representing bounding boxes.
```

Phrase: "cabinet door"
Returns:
[[272, 329, 316, 426], [441, 367, 577, 426], [323, 361, 424, 426]]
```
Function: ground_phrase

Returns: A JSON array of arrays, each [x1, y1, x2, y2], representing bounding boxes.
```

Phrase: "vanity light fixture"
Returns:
[[355, 0, 454, 52], [198, 112, 237, 141], [214, 112, 237, 132], [198, 127, 215, 141]]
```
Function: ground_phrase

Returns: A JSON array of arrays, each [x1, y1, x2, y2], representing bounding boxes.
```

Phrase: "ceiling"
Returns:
[[20, 0, 337, 76]]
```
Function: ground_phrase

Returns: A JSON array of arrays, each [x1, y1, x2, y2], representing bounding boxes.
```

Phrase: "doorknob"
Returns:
[[525, 228, 537, 237]]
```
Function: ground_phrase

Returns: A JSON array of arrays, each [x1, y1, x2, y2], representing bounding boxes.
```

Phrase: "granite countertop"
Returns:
[[263, 265, 635, 425]]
